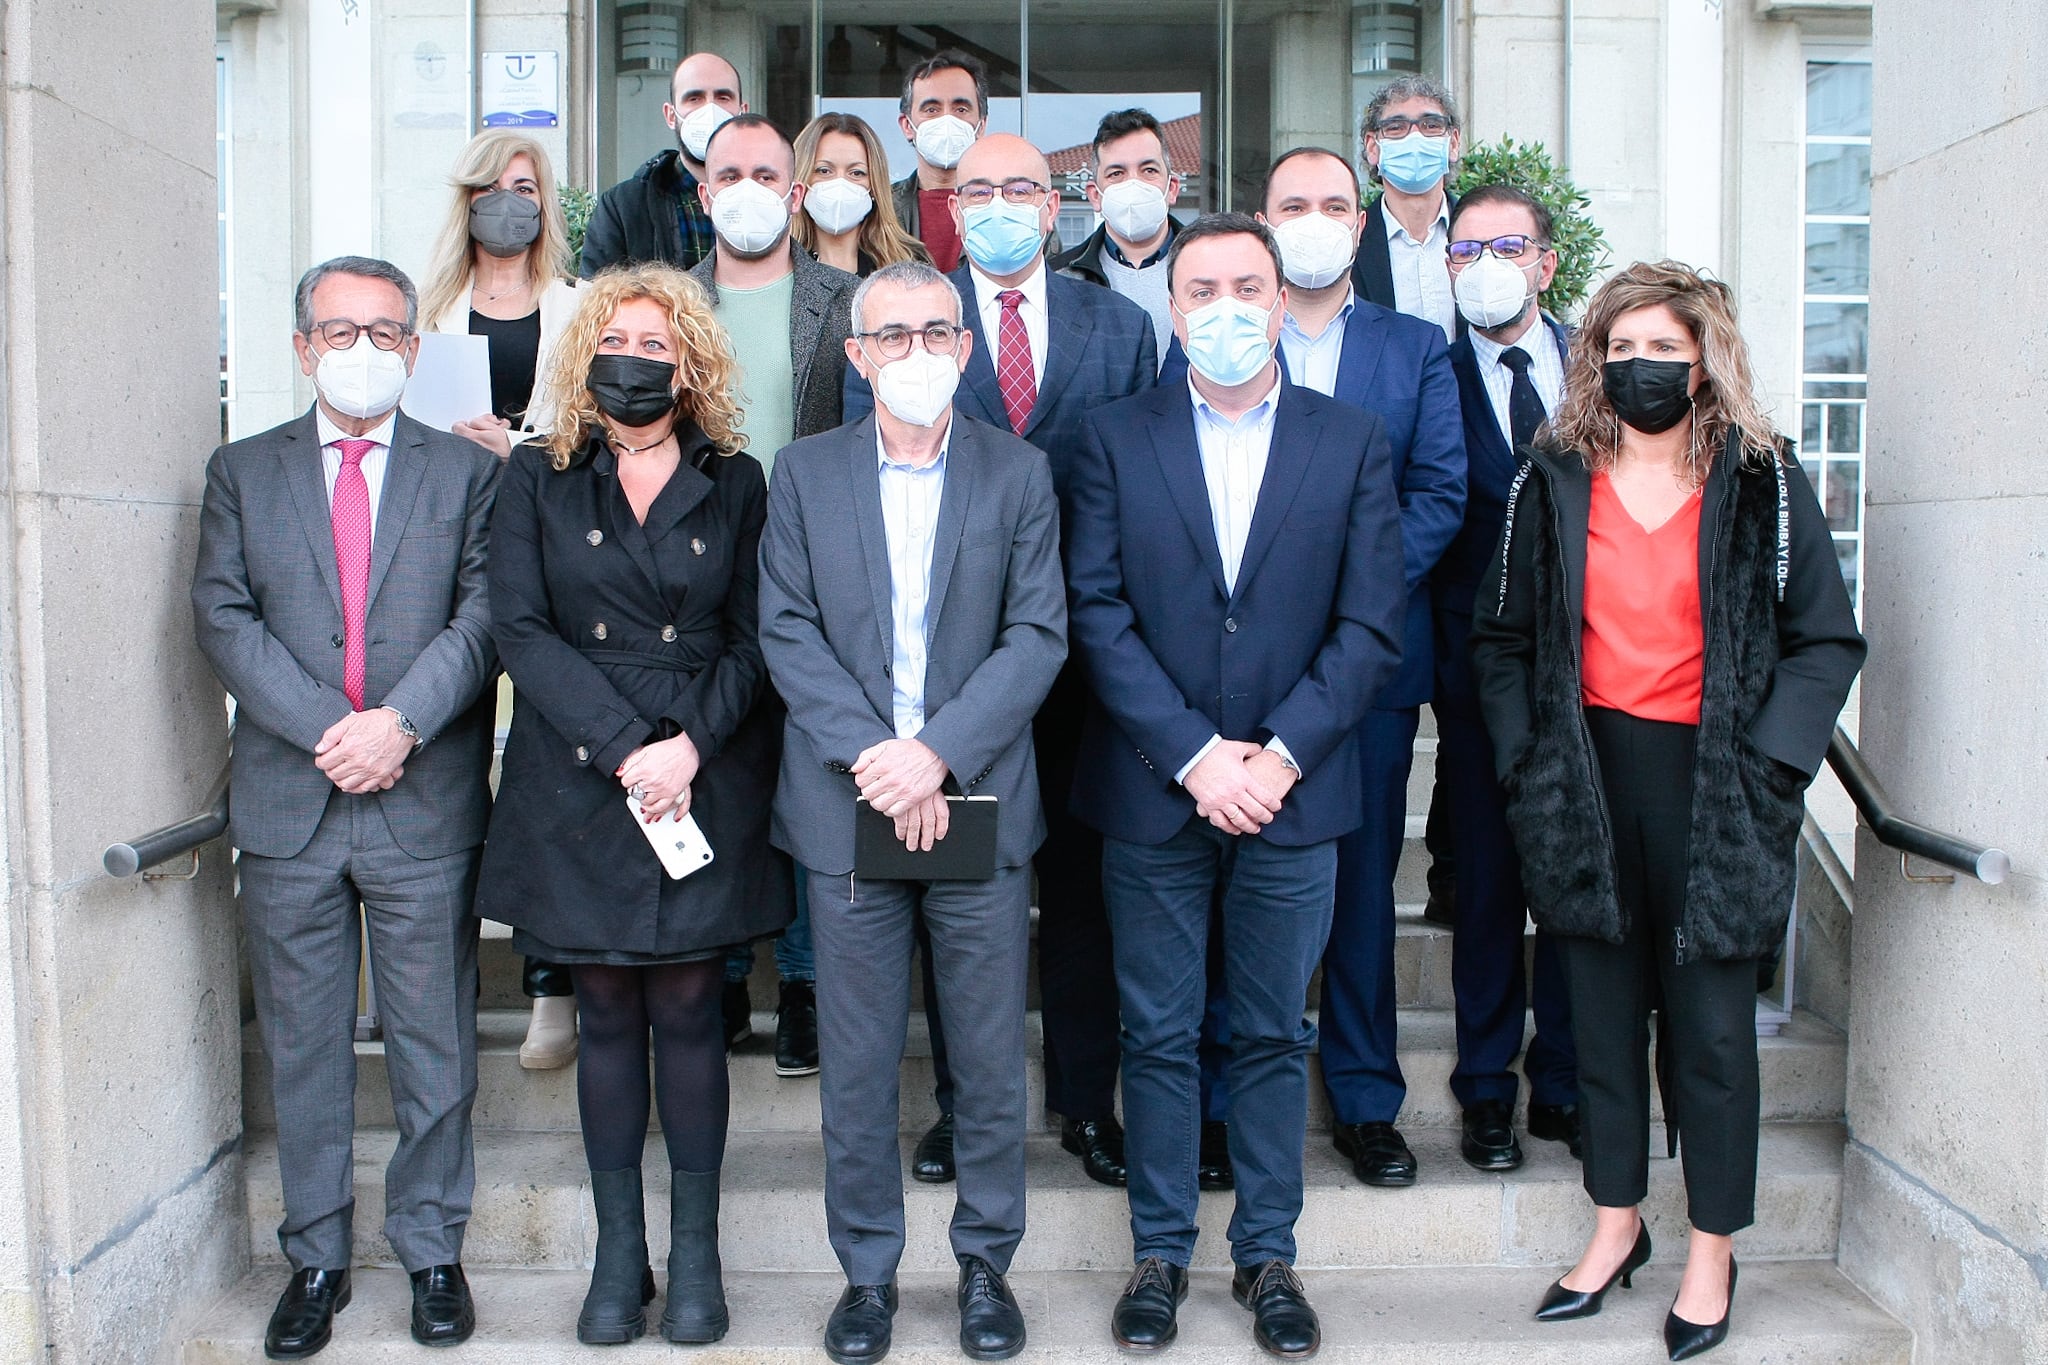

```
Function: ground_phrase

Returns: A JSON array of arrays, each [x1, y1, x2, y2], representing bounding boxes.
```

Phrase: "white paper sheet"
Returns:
[[401, 332, 493, 433]]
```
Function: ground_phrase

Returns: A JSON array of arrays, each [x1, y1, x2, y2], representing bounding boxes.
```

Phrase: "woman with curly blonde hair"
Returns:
[[476, 265, 789, 1347], [1471, 260, 1863, 1361], [790, 112, 930, 276]]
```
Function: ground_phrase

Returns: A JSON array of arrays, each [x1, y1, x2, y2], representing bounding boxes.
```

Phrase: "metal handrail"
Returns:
[[103, 759, 230, 878], [1825, 727, 2010, 884]]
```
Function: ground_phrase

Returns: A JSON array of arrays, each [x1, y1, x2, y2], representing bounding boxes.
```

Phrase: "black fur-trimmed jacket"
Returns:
[[1468, 434, 1865, 961]]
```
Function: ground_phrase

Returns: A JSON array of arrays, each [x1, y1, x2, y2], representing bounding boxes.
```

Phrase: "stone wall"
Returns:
[[1839, 2, 2048, 1360]]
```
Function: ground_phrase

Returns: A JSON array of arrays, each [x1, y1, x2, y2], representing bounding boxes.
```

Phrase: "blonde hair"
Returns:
[[543, 266, 746, 470], [418, 130, 573, 328], [1545, 259, 1780, 483], [790, 113, 930, 271]]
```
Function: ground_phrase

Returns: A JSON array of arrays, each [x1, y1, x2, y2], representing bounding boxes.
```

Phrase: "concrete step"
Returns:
[[241, 1121, 1848, 1274], [243, 1006, 1847, 1138], [184, 1260, 1909, 1364]]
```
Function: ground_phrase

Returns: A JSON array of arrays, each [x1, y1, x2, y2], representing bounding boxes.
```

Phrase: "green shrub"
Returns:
[[1451, 138, 1609, 318], [559, 183, 596, 273]]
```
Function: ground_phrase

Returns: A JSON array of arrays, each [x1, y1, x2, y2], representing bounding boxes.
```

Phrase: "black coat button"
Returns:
[[331, 634, 344, 648]]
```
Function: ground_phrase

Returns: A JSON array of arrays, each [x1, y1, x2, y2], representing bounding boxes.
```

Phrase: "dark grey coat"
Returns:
[[1469, 434, 1865, 961], [688, 243, 858, 445], [476, 429, 791, 955]]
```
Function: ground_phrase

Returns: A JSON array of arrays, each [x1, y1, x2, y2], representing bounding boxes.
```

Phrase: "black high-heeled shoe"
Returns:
[[1664, 1255, 1737, 1360], [1534, 1219, 1652, 1321]]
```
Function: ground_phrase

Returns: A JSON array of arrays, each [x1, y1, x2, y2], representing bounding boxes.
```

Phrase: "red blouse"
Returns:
[[1581, 473, 1705, 725]]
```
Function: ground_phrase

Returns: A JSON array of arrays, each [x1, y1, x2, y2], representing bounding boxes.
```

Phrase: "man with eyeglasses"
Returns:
[[582, 51, 748, 276], [1352, 74, 1464, 342], [1430, 183, 1582, 1169], [1053, 108, 1186, 362], [761, 259, 1067, 1365], [849, 131, 1156, 1195], [193, 257, 501, 1358]]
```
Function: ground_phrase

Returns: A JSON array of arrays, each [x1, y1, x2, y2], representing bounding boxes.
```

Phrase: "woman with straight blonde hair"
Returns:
[[475, 266, 789, 1346], [790, 112, 929, 276], [1471, 260, 1864, 1360]]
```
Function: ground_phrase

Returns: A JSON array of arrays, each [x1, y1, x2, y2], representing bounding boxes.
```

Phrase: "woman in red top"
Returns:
[[1470, 262, 1864, 1360]]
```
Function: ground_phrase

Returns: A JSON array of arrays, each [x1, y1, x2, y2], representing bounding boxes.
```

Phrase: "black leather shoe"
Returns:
[[1460, 1099, 1525, 1171], [1199, 1120, 1235, 1190], [1060, 1115, 1128, 1187], [1528, 1102, 1585, 1159], [1536, 1218, 1651, 1321], [408, 1264, 475, 1347], [264, 1267, 351, 1360], [824, 1282, 897, 1365], [722, 979, 753, 1047], [912, 1113, 956, 1183], [1421, 883, 1457, 928], [957, 1256, 1025, 1360], [775, 979, 820, 1076], [1110, 1257, 1187, 1351], [1232, 1260, 1320, 1359], [1333, 1121, 1416, 1187], [1665, 1256, 1737, 1360]]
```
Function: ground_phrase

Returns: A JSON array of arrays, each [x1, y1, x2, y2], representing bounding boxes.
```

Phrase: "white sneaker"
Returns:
[[519, 995, 578, 1069]]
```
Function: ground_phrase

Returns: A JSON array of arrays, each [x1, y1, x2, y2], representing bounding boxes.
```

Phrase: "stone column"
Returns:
[[0, 2, 245, 1362], [1838, 3, 2048, 1362]]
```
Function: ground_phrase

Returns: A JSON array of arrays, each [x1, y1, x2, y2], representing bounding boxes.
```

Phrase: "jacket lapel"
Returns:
[[950, 266, 1008, 429], [1231, 386, 1318, 599], [1022, 276, 1087, 438], [1331, 304, 1390, 412], [788, 248, 833, 404], [366, 415, 427, 612], [633, 438, 716, 566], [281, 410, 344, 615], [1352, 200, 1397, 309], [1448, 336, 1513, 481], [1550, 456, 1593, 629], [922, 419, 975, 644], [1148, 389, 1229, 601], [845, 417, 898, 657]]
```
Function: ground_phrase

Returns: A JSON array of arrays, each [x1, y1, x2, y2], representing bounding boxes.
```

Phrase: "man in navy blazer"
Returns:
[[1348, 74, 1463, 339], [1068, 215, 1403, 1358], [847, 133, 1157, 1190], [1431, 184, 1581, 1163]]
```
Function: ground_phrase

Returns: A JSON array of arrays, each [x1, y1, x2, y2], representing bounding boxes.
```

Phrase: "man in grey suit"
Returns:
[[759, 259, 1066, 1365], [192, 257, 499, 1359]]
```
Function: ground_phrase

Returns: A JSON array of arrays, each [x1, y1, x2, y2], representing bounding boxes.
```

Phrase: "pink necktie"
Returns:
[[995, 289, 1037, 434], [331, 438, 374, 711]]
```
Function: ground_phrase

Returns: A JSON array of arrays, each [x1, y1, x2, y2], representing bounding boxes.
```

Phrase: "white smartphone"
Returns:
[[626, 794, 715, 880]]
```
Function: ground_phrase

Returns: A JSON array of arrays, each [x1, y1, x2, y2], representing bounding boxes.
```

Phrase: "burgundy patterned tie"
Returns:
[[331, 438, 374, 711], [995, 289, 1037, 434]]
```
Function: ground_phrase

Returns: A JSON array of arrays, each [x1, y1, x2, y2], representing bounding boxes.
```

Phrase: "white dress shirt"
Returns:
[[876, 421, 951, 738], [1174, 371, 1298, 784], [1278, 290, 1357, 398], [969, 258, 1050, 383], [1469, 317, 1565, 447], [315, 407, 396, 540], [1384, 194, 1456, 341]]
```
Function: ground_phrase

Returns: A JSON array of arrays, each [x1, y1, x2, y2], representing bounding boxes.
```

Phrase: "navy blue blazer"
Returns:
[[1162, 297, 1464, 709], [844, 264, 1157, 504], [1064, 380, 1407, 847], [1436, 314, 1571, 605], [1351, 193, 1458, 312]]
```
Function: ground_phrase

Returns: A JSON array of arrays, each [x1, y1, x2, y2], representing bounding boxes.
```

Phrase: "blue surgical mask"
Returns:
[[961, 200, 1044, 276], [1376, 132, 1451, 195], [1176, 297, 1279, 388]]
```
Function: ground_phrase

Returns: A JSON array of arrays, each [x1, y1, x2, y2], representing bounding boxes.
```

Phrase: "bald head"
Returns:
[[956, 133, 1050, 189], [671, 52, 744, 112]]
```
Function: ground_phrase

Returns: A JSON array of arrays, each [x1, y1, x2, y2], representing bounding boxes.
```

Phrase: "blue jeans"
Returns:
[[1104, 817, 1337, 1268], [725, 872, 814, 983]]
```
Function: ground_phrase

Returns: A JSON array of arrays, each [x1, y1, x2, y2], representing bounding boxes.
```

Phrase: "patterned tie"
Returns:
[[1499, 345, 1547, 453], [331, 438, 374, 711], [995, 289, 1037, 434]]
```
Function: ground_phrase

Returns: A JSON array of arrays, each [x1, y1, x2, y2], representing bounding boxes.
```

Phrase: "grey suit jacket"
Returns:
[[689, 242, 858, 442], [759, 412, 1067, 875], [192, 407, 501, 860]]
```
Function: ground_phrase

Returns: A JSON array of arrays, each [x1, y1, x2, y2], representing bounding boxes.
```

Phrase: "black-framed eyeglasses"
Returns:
[[1446, 235, 1546, 266], [1373, 113, 1454, 139], [855, 323, 964, 360], [956, 178, 1049, 208], [311, 318, 411, 351]]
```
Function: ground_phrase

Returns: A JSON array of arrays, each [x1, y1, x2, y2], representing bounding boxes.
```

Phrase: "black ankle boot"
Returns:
[[577, 1167, 656, 1344], [661, 1168, 730, 1342]]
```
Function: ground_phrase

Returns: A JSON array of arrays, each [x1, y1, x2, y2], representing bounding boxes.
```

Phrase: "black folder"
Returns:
[[853, 796, 999, 881]]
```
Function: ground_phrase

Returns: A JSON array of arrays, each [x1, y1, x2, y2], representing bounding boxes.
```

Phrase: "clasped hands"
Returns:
[[618, 733, 702, 821], [853, 738, 951, 851], [1184, 740, 1299, 835], [314, 708, 414, 793]]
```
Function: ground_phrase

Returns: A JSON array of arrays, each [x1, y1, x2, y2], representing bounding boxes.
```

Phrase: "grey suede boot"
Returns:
[[660, 1168, 730, 1342], [577, 1167, 656, 1344]]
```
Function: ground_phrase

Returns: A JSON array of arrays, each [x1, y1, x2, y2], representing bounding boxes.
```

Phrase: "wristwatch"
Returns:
[[381, 706, 422, 749]]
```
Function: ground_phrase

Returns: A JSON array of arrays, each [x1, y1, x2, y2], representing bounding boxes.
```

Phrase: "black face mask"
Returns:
[[1602, 357, 1696, 435], [588, 355, 679, 428], [468, 189, 542, 258]]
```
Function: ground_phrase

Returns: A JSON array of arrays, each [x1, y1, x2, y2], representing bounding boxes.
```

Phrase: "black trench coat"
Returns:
[[476, 427, 792, 957]]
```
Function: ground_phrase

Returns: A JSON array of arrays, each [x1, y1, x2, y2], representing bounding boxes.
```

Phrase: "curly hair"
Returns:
[[417, 130, 573, 329], [1544, 259, 1780, 483], [790, 113, 930, 270], [543, 265, 746, 470]]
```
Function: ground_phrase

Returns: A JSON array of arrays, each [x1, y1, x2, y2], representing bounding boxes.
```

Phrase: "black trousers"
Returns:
[[1560, 707, 1759, 1236]]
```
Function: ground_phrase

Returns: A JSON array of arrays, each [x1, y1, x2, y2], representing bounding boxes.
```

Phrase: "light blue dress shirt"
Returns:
[[876, 422, 951, 738], [1278, 290, 1356, 398]]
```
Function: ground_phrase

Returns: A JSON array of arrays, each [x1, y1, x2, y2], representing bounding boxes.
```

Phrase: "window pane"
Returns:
[[1834, 537, 1860, 602], [1805, 221, 1869, 293], [1804, 301, 1868, 374], [1826, 402, 1862, 455], [1805, 141, 1870, 216], [1824, 458, 1861, 531], [815, 10, 1021, 190], [1803, 380, 1867, 400], [1801, 404, 1823, 455], [1806, 61, 1871, 137]]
